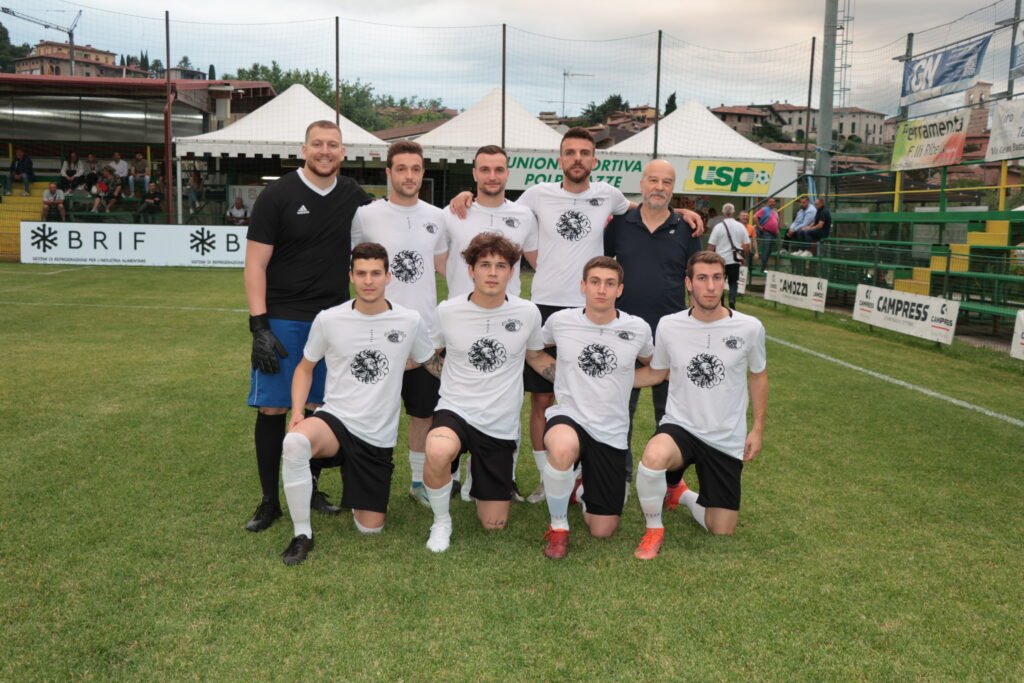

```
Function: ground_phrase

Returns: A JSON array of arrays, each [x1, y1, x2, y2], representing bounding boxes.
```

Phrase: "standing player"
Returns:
[[632, 251, 768, 560], [539, 256, 653, 559], [243, 120, 371, 532], [351, 140, 447, 507], [422, 233, 553, 553], [279, 243, 435, 565]]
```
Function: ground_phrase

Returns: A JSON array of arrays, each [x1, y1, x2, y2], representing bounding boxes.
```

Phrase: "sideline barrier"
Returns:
[[853, 284, 960, 345], [764, 270, 827, 313], [1013, 311, 1024, 361]]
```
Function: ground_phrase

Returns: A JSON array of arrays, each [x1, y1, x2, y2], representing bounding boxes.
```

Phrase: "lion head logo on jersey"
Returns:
[[386, 329, 407, 344], [555, 210, 591, 242], [502, 216, 521, 229], [686, 353, 725, 389], [351, 349, 390, 384], [617, 331, 637, 341], [578, 343, 618, 378], [468, 337, 507, 373], [391, 250, 424, 284], [423, 222, 438, 234], [502, 319, 523, 332]]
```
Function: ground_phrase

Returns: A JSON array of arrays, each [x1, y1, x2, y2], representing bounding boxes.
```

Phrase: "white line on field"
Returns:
[[0, 300, 247, 313], [0, 266, 95, 276], [767, 335, 1024, 429]]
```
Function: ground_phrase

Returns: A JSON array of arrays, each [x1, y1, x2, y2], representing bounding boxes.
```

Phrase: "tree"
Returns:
[[177, 55, 193, 70], [664, 92, 677, 116], [208, 64, 216, 80], [140, 50, 149, 71], [0, 22, 31, 74], [580, 94, 630, 125], [150, 58, 163, 74], [119, 54, 126, 67], [755, 120, 790, 143]]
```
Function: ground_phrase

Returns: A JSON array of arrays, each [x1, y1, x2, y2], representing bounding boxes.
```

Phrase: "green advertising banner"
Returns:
[[891, 111, 967, 171]]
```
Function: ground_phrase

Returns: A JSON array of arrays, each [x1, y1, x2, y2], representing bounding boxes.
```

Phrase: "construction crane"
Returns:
[[1, 7, 82, 76]]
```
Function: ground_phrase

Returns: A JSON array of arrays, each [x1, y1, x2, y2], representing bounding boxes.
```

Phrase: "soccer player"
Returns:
[[279, 242, 435, 565], [422, 233, 553, 553], [539, 256, 653, 559], [632, 251, 768, 560], [351, 140, 447, 507], [243, 120, 371, 532]]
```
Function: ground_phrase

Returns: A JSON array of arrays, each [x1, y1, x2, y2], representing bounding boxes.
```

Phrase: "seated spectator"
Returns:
[[754, 197, 780, 270], [128, 153, 150, 198], [90, 167, 122, 213], [788, 197, 831, 256], [782, 195, 817, 255], [225, 196, 249, 225], [187, 171, 205, 214], [135, 182, 164, 223], [4, 147, 34, 196], [41, 182, 66, 221], [60, 152, 85, 192], [83, 153, 102, 190], [111, 152, 129, 188]]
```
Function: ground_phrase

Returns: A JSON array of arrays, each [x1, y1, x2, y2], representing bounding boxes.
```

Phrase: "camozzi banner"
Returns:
[[985, 100, 1024, 162], [900, 35, 991, 106], [853, 285, 960, 345], [763, 270, 827, 312], [890, 111, 967, 171], [20, 222, 247, 267], [1012, 310, 1024, 361]]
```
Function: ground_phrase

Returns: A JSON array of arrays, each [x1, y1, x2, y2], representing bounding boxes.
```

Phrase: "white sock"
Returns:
[[511, 447, 519, 482], [543, 462, 576, 531], [409, 451, 425, 486], [636, 463, 667, 529], [281, 432, 314, 538], [425, 480, 452, 528], [681, 489, 708, 531], [533, 450, 547, 475], [352, 512, 384, 534]]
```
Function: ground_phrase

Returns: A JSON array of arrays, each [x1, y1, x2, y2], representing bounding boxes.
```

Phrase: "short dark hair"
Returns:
[[387, 140, 424, 168], [582, 256, 623, 284], [560, 127, 595, 153], [351, 242, 389, 272], [686, 250, 726, 278], [474, 145, 508, 165], [462, 232, 521, 268], [304, 120, 341, 142]]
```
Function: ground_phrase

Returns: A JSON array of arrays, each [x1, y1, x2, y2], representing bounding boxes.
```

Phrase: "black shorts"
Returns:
[[308, 410, 395, 514], [655, 423, 743, 510], [523, 303, 564, 393], [431, 409, 517, 501], [401, 366, 440, 418], [545, 415, 629, 516]]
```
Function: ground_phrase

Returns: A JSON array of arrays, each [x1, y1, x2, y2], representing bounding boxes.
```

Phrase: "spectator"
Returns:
[[754, 197, 780, 270], [187, 171, 204, 214], [128, 153, 150, 198], [740, 210, 759, 266], [4, 147, 34, 196], [706, 202, 751, 309], [135, 181, 163, 223], [225, 196, 250, 225], [791, 197, 832, 256], [41, 182, 66, 221], [83, 153, 101, 190], [782, 195, 817, 254], [90, 167, 122, 213], [110, 152, 129, 187], [60, 151, 85, 192], [706, 207, 721, 229]]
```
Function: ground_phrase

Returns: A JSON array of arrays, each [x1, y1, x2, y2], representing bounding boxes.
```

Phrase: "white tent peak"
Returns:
[[416, 88, 563, 152], [610, 100, 793, 161]]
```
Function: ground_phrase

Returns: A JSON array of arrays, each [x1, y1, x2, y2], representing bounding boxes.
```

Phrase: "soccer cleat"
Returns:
[[408, 483, 430, 507], [311, 488, 342, 516], [568, 476, 584, 505], [281, 534, 314, 566], [664, 477, 689, 510], [526, 481, 546, 504], [511, 481, 526, 503], [244, 499, 282, 532], [542, 527, 570, 560], [634, 528, 665, 560], [450, 479, 463, 498], [426, 522, 452, 553]]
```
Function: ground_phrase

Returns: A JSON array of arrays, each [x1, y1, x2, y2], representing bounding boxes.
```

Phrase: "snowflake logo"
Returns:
[[577, 343, 617, 378], [424, 222, 438, 234], [392, 250, 424, 284], [502, 216, 521, 229], [190, 228, 216, 255], [386, 329, 407, 344], [351, 349, 389, 384], [30, 224, 58, 252], [686, 353, 725, 389], [502, 318, 523, 332], [468, 337, 506, 373], [555, 210, 591, 242]]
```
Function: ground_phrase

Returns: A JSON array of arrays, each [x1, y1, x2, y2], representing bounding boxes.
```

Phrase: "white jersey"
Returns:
[[304, 300, 434, 448], [707, 218, 751, 266], [516, 182, 630, 307], [433, 294, 544, 440], [652, 308, 767, 459], [352, 199, 448, 338], [443, 200, 538, 299], [542, 308, 653, 449]]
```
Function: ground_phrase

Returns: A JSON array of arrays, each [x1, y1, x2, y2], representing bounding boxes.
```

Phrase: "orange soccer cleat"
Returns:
[[542, 527, 570, 560], [634, 528, 665, 560], [664, 478, 689, 510]]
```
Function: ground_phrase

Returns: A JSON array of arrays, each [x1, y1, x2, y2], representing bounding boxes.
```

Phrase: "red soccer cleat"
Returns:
[[568, 476, 583, 505], [543, 527, 570, 560], [634, 528, 665, 560], [664, 478, 689, 510]]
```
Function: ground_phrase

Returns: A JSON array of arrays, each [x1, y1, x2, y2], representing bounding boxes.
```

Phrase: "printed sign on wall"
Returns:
[[764, 270, 827, 312], [853, 285, 960, 345]]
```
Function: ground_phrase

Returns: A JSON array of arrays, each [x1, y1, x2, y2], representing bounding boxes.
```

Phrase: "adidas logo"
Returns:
[[296, 205, 310, 215]]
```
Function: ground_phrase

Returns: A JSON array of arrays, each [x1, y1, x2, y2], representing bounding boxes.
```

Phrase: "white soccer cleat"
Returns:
[[526, 481, 546, 504], [408, 483, 430, 508], [426, 522, 452, 553]]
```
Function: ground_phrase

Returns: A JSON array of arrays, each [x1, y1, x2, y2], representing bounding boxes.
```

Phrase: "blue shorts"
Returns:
[[247, 318, 326, 409]]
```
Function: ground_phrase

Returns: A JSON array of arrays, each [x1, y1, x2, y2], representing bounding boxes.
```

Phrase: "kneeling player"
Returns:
[[279, 243, 434, 565], [632, 251, 768, 560], [422, 233, 553, 553], [539, 257, 653, 559]]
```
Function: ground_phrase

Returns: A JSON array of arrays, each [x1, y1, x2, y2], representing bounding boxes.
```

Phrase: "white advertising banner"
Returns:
[[853, 284, 960, 345], [1012, 310, 1024, 361], [737, 265, 748, 295], [764, 270, 827, 312], [20, 221, 247, 268], [985, 100, 1024, 162]]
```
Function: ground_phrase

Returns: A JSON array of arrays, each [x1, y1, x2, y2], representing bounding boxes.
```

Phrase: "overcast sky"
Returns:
[[3, 0, 1016, 117]]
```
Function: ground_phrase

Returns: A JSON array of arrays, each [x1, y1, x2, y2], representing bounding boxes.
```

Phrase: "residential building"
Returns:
[[833, 106, 887, 145], [14, 41, 147, 78], [710, 105, 768, 136]]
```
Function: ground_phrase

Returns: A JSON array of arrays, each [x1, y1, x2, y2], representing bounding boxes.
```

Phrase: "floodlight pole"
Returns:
[[803, 36, 816, 176], [653, 30, 662, 159], [164, 10, 177, 225], [1009, 0, 1022, 96], [501, 24, 507, 148], [815, 0, 839, 196]]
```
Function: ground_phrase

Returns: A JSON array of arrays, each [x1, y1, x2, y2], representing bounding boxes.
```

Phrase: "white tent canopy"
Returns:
[[417, 88, 564, 162], [174, 84, 386, 159]]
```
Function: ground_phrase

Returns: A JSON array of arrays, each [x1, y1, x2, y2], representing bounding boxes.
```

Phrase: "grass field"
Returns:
[[1, 262, 1022, 681]]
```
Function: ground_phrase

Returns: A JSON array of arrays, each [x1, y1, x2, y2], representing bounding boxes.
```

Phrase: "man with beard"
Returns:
[[351, 140, 448, 507], [243, 120, 372, 532], [631, 251, 768, 560]]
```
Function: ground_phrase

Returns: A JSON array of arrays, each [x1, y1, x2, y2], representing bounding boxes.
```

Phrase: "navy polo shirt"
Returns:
[[604, 206, 702, 333]]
